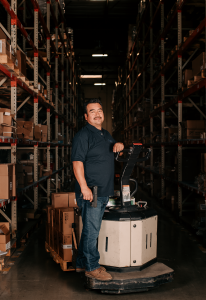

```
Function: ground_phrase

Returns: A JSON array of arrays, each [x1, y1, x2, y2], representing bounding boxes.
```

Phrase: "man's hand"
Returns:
[[113, 142, 124, 153], [81, 186, 93, 202]]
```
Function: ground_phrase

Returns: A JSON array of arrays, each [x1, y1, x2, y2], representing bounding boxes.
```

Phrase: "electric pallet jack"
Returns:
[[85, 143, 174, 294]]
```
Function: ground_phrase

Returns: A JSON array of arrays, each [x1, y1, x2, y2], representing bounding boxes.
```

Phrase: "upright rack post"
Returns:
[[33, 3, 39, 211], [69, 52, 73, 165], [136, 38, 139, 180], [150, 0, 154, 196], [125, 65, 128, 143], [177, 4, 183, 216], [142, 21, 146, 183], [61, 21, 65, 188], [160, 1, 165, 200], [129, 58, 131, 127], [132, 52, 135, 141], [47, 0, 51, 203], [72, 58, 75, 129], [55, 0, 58, 192], [10, 0, 17, 236], [66, 58, 69, 177], [23, 0, 26, 51]]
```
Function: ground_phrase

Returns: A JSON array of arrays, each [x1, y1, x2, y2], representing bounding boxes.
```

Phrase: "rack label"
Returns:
[[0, 40, 2, 53], [122, 185, 130, 202]]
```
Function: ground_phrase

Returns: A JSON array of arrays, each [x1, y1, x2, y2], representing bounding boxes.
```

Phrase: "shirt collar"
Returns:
[[86, 123, 104, 135]]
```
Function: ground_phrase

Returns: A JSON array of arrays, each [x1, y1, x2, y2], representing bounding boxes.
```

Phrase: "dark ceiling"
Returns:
[[64, 0, 139, 86]]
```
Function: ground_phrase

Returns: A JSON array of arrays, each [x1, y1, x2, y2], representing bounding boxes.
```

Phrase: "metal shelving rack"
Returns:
[[0, 0, 80, 238], [112, 0, 206, 221]]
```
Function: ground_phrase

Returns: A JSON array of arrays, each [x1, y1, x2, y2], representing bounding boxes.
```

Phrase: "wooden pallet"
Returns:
[[45, 242, 75, 272], [0, 258, 4, 271]]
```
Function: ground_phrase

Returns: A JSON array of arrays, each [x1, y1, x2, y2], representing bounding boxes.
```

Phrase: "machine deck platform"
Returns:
[[85, 262, 174, 294]]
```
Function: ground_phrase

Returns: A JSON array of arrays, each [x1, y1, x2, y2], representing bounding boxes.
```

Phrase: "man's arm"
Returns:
[[73, 161, 93, 201]]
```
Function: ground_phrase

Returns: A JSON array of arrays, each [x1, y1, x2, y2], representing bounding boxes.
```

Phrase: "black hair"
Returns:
[[84, 99, 103, 114]]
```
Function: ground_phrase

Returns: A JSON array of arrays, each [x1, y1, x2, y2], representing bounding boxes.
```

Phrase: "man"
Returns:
[[71, 99, 124, 281]]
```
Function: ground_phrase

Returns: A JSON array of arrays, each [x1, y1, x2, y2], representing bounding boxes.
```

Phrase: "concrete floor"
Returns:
[[1, 191, 206, 300]]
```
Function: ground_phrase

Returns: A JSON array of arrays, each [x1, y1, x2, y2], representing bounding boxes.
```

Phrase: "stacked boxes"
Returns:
[[0, 222, 10, 252], [16, 164, 33, 187], [192, 52, 206, 76], [46, 193, 78, 262], [34, 124, 48, 142], [16, 50, 27, 77], [0, 108, 15, 137], [0, 164, 16, 199], [183, 120, 205, 139], [17, 120, 34, 140]]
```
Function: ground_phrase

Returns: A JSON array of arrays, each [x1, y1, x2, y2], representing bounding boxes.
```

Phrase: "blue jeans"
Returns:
[[76, 194, 109, 272]]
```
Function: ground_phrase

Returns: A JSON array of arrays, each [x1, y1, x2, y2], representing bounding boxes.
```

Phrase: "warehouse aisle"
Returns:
[[0, 195, 206, 300]]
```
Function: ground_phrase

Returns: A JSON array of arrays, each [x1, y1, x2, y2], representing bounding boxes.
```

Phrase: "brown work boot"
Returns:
[[85, 267, 112, 281], [76, 266, 106, 273]]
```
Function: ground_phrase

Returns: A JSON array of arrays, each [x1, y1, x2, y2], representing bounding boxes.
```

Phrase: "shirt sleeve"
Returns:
[[71, 131, 88, 163]]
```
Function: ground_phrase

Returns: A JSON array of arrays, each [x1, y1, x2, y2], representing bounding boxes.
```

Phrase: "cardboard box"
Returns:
[[34, 125, 41, 141], [0, 222, 10, 252], [23, 165, 33, 184], [184, 129, 203, 139], [52, 192, 77, 208], [0, 28, 8, 40], [60, 208, 74, 235], [167, 128, 178, 142], [184, 120, 205, 129], [53, 229, 59, 254], [0, 109, 14, 137], [59, 234, 72, 261], [42, 169, 52, 177], [0, 124, 14, 137], [192, 52, 206, 76], [39, 164, 44, 178], [0, 164, 13, 199], [0, 222, 9, 230], [24, 121, 34, 140], [74, 209, 82, 246], [47, 205, 53, 224], [49, 225, 54, 249], [7, 163, 16, 197], [50, 209, 54, 227], [68, 193, 78, 208], [0, 39, 10, 57], [41, 125, 47, 142], [51, 193, 69, 208], [183, 120, 205, 139], [183, 69, 193, 85], [0, 223, 10, 244], [55, 208, 71, 231], [46, 224, 50, 244], [0, 241, 11, 252], [16, 50, 26, 77]]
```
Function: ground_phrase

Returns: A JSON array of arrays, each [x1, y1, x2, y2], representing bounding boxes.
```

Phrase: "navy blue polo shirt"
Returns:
[[71, 123, 116, 197]]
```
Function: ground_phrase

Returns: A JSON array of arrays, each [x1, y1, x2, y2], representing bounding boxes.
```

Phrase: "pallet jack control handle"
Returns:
[[116, 143, 151, 207], [136, 201, 148, 209]]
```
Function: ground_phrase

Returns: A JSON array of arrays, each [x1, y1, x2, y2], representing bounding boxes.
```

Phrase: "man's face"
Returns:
[[84, 103, 104, 128]]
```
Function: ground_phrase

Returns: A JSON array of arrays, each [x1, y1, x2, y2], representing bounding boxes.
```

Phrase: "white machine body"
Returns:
[[98, 215, 158, 268]]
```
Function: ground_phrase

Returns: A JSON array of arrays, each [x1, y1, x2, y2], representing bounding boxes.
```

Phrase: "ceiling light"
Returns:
[[80, 75, 102, 78], [94, 83, 106, 86], [92, 54, 108, 57]]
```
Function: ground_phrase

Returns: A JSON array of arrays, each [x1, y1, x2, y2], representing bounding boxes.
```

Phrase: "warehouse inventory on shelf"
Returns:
[[112, 0, 206, 231], [0, 0, 84, 257]]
